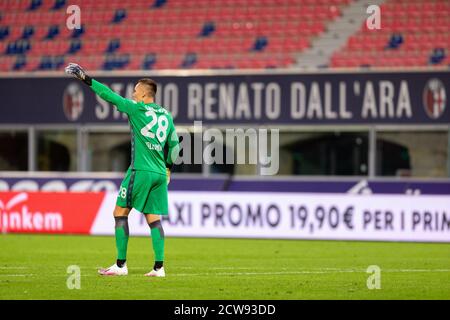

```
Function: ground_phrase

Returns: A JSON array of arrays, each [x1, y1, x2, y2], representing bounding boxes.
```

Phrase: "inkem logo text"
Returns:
[[0, 193, 63, 232]]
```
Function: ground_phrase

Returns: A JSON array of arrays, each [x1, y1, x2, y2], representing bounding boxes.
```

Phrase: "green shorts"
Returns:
[[116, 168, 168, 215]]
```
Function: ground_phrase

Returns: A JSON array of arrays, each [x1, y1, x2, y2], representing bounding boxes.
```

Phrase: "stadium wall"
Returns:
[[1, 69, 449, 241], [1, 69, 449, 177]]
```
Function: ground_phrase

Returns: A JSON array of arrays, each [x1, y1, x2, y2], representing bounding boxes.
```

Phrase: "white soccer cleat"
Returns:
[[98, 263, 128, 276], [144, 267, 165, 277]]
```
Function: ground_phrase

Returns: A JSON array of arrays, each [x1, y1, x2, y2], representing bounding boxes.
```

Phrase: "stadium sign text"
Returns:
[[0, 192, 104, 234], [0, 193, 62, 232], [1, 71, 448, 125], [91, 191, 450, 242]]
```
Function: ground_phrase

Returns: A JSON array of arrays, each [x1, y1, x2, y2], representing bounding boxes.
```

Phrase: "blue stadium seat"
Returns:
[[199, 22, 216, 37], [386, 33, 403, 49], [22, 26, 35, 40], [143, 53, 157, 69], [429, 48, 446, 65], [68, 39, 82, 54], [38, 56, 52, 70], [252, 36, 268, 51], [28, 0, 42, 11], [53, 55, 65, 69], [152, 0, 167, 9], [52, 0, 66, 10], [38, 55, 65, 70], [0, 26, 9, 41], [71, 25, 84, 38], [6, 40, 31, 55], [45, 25, 59, 40], [181, 53, 197, 68], [13, 55, 27, 71], [106, 39, 120, 53], [112, 9, 127, 24], [103, 54, 130, 70]]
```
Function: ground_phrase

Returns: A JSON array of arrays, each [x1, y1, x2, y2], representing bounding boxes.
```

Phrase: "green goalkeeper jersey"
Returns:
[[91, 79, 179, 174]]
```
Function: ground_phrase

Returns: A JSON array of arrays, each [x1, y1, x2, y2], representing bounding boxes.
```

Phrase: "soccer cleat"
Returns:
[[144, 267, 165, 277], [98, 263, 128, 276]]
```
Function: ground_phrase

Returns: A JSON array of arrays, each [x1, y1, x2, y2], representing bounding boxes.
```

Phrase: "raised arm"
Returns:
[[65, 63, 135, 114]]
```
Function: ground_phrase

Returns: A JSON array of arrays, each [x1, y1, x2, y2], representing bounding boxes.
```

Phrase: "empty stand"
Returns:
[[330, 0, 450, 68], [0, 0, 350, 71]]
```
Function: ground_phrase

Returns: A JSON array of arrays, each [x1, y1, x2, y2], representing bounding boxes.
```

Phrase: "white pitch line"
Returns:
[[384, 269, 450, 273], [211, 267, 258, 270], [157, 269, 450, 277], [171, 271, 357, 277], [56, 267, 450, 278], [69, 268, 450, 278], [0, 274, 34, 277], [123, 266, 257, 270]]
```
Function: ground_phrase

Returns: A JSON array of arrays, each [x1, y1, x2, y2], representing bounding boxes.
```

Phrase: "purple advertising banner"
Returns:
[[0, 175, 449, 195], [0, 71, 449, 125]]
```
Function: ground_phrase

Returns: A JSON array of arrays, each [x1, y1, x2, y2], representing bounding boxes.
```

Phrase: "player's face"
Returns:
[[132, 83, 147, 102]]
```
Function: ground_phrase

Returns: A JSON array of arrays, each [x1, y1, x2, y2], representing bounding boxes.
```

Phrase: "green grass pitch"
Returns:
[[0, 234, 449, 300]]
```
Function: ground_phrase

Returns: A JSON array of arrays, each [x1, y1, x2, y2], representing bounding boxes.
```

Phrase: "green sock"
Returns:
[[149, 221, 165, 262], [115, 217, 129, 260]]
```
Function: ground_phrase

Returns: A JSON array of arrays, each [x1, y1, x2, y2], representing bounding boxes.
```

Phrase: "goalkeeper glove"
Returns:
[[65, 63, 92, 86]]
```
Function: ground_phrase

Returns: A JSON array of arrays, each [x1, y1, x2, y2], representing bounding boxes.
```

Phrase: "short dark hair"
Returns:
[[137, 78, 157, 98]]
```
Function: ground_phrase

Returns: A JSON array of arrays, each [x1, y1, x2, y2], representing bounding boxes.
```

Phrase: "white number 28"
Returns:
[[140, 109, 169, 142]]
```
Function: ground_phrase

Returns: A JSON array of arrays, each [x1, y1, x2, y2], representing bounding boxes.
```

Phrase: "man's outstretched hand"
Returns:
[[65, 63, 92, 86]]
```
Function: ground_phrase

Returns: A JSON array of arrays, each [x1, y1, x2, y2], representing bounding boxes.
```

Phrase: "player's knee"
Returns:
[[148, 220, 164, 238], [145, 214, 160, 224], [149, 219, 162, 228], [113, 205, 130, 217]]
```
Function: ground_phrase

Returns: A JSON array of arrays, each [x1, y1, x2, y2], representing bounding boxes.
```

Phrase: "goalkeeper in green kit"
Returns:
[[65, 63, 179, 277]]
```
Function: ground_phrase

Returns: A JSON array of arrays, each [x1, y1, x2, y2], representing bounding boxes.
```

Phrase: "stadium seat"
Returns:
[[103, 54, 130, 70], [13, 55, 26, 70], [151, 0, 167, 9], [0, 0, 358, 71], [112, 9, 127, 24], [21, 25, 34, 40], [181, 53, 197, 68], [331, 0, 450, 68], [45, 25, 59, 40], [28, 0, 42, 11], [106, 39, 121, 53], [6, 40, 31, 55], [386, 33, 404, 49], [252, 36, 268, 51], [0, 26, 10, 40], [37, 55, 64, 70], [68, 39, 82, 54], [71, 25, 85, 39], [142, 53, 157, 69], [52, 0, 66, 10], [429, 48, 446, 65], [199, 22, 216, 37]]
